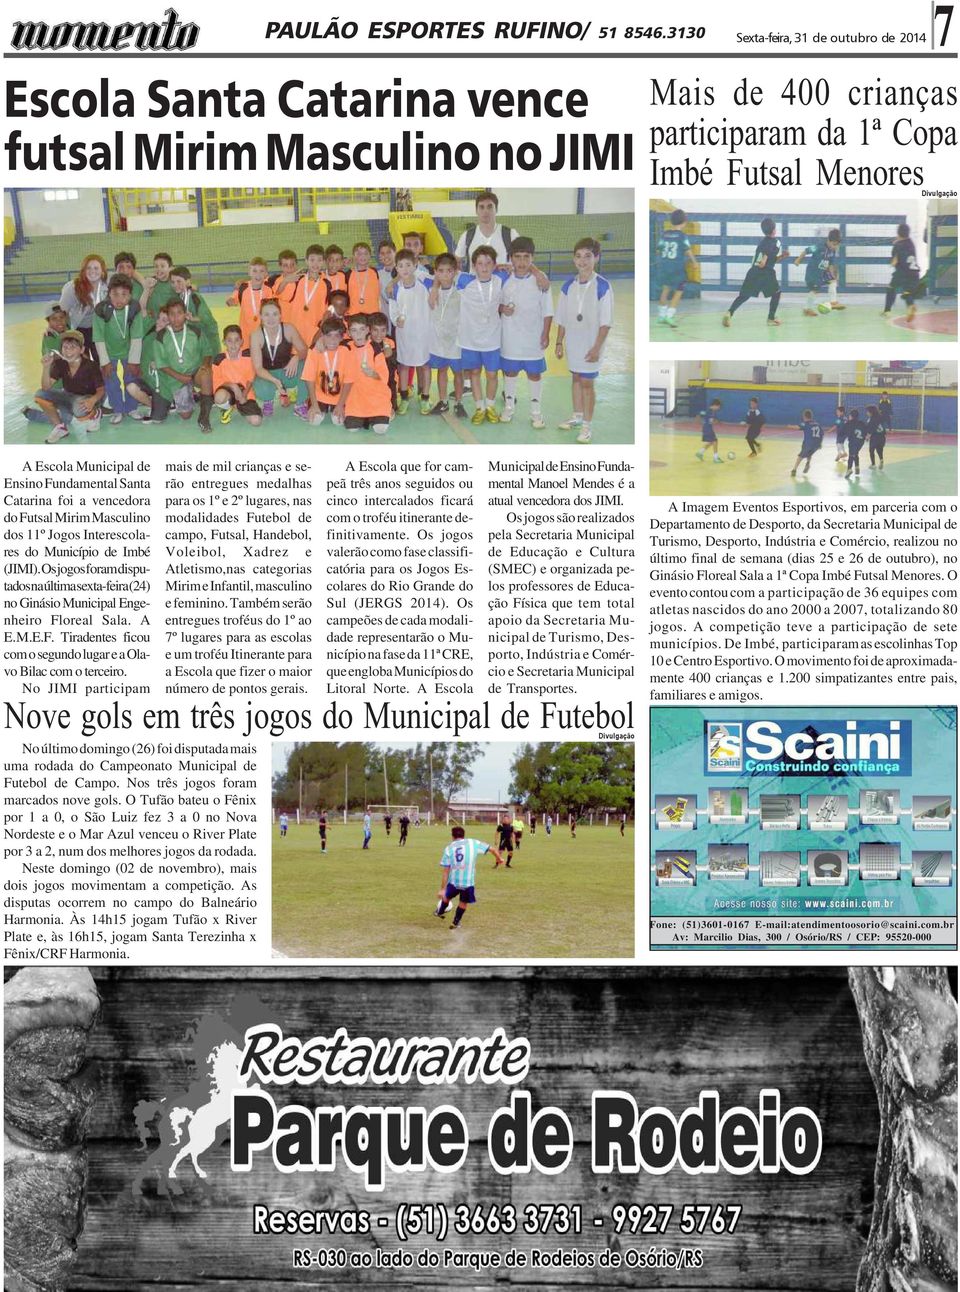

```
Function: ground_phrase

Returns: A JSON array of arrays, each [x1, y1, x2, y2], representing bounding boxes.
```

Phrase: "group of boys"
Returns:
[[30, 204, 615, 445], [655, 210, 924, 328], [695, 391, 895, 481]]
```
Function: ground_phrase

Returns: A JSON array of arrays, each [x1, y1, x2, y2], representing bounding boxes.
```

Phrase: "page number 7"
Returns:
[[933, 3, 953, 45]]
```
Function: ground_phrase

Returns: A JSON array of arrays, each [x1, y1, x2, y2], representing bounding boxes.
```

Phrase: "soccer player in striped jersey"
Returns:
[[434, 826, 503, 931]]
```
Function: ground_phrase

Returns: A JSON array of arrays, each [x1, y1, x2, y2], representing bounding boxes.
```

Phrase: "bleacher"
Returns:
[[5, 209, 635, 301]]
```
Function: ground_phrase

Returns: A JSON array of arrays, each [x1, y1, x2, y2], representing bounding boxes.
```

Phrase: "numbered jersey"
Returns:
[[657, 229, 691, 262], [892, 238, 920, 274], [803, 241, 837, 285], [753, 235, 782, 268], [800, 420, 823, 452], [441, 837, 490, 889]]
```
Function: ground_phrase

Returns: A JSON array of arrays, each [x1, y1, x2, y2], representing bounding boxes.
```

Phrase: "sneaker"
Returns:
[[198, 417, 212, 435], [530, 410, 546, 429], [845, 471, 852, 479], [878, 461, 884, 470], [802, 309, 818, 317], [434, 908, 446, 919], [470, 408, 486, 425], [429, 400, 449, 416], [576, 427, 592, 444], [110, 412, 124, 425], [419, 397, 432, 416], [262, 400, 274, 417], [83, 412, 101, 433], [373, 424, 389, 436], [767, 318, 782, 327], [881, 311, 892, 318], [712, 455, 722, 463], [906, 305, 917, 322], [696, 451, 705, 461], [450, 923, 461, 932], [830, 302, 846, 310], [722, 313, 732, 328], [485, 407, 500, 424], [219, 405, 234, 425], [278, 390, 291, 408], [501, 401, 515, 423], [453, 401, 468, 419], [657, 316, 670, 325], [397, 396, 409, 415], [293, 402, 310, 420], [558, 417, 583, 430], [790, 469, 797, 477], [45, 423, 69, 444], [665, 317, 679, 328]]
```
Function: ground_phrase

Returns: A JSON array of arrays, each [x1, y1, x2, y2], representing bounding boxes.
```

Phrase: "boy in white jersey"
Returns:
[[425, 252, 465, 417], [451, 245, 505, 425], [434, 825, 504, 931], [499, 237, 553, 429], [387, 249, 432, 414], [554, 237, 614, 445]]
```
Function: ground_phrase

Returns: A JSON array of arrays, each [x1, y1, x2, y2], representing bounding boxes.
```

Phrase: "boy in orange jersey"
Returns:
[[323, 245, 348, 295], [226, 257, 276, 347], [335, 314, 392, 436], [211, 324, 262, 426], [346, 242, 382, 316], [287, 243, 328, 342], [266, 248, 303, 324], [300, 316, 349, 426]]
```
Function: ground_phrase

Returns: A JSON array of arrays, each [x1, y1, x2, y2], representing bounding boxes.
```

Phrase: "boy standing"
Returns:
[[289, 244, 329, 341], [227, 258, 276, 348], [554, 238, 614, 444], [844, 408, 867, 480], [722, 218, 790, 329], [424, 252, 464, 417], [655, 209, 697, 328], [346, 243, 382, 315], [170, 266, 220, 361], [833, 404, 848, 462], [266, 249, 302, 323], [388, 250, 432, 414], [495, 815, 515, 868], [92, 272, 146, 424], [323, 245, 348, 296], [362, 809, 372, 850], [500, 236, 553, 428], [456, 245, 506, 425], [140, 251, 179, 321], [318, 808, 329, 854], [434, 826, 503, 932]]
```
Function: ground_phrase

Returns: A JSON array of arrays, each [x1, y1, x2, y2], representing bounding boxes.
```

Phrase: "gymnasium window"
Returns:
[[43, 190, 80, 202]]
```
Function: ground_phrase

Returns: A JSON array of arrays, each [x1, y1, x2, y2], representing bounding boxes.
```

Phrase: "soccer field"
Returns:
[[272, 820, 635, 959], [3, 284, 635, 448]]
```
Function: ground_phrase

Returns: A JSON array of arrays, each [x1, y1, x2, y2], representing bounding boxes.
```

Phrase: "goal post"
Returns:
[[367, 804, 425, 824]]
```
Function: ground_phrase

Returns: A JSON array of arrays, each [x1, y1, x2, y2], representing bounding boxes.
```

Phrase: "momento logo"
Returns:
[[704, 718, 912, 776], [10, 8, 198, 51]]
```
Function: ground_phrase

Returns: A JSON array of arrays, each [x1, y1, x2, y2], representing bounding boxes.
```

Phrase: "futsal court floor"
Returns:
[[4, 284, 635, 447], [650, 421, 959, 497], [648, 294, 957, 344]]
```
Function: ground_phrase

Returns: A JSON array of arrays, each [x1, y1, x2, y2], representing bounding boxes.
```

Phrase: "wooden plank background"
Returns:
[[50, 968, 879, 1290]]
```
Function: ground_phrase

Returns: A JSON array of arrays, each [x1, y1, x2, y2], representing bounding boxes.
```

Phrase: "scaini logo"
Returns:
[[705, 718, 910, 775], [706, 722, 743, 771]]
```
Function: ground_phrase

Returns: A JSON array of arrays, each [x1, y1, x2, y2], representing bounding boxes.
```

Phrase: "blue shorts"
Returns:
[[658, 267, 689, 292], [500, 357, 547, 376], [569, 370, 599, 380], [444, 882, 476, 904], [429, 353, 461, 373], [701, 432, 717, 444], [460, 347, 500, 372]]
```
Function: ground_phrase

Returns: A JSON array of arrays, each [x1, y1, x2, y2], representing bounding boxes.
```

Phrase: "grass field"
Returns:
[[272, 820, 635, 959]]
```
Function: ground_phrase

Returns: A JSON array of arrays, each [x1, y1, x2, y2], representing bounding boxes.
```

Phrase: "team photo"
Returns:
[[649, 198, 957, 343], [650, 359, 958, 498], [4, 185, 635, 447], [271, 740, 635, 958]]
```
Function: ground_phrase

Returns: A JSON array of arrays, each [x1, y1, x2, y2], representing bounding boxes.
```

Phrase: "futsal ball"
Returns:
[[727, 451, 736, 460], [817, 303, 831, 314]]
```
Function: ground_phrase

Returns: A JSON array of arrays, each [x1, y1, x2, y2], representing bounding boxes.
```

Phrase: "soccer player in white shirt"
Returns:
[[453, 245, 506, 425], [434, 825, 504, 931], [388, 250, 432, 414], [554, 238, 614, 445], [425, 253, 466, 417], [499, 237, 553, 429]]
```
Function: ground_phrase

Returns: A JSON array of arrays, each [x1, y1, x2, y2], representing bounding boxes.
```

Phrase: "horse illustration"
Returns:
[[168, 1040, 259, 1179]]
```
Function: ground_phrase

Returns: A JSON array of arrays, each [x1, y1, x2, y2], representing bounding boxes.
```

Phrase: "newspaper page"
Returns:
[[1, 3, 957, 1289]]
